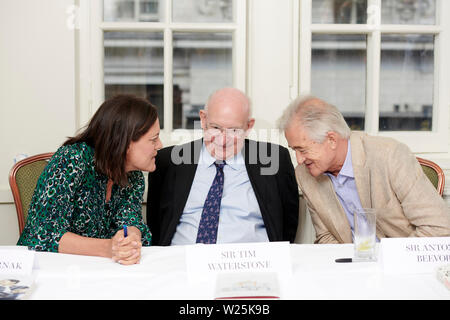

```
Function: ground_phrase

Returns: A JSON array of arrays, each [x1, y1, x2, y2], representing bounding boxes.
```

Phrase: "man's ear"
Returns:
[[243, 118, 255, 138], [199, 109, 207, 130], [326, 131, 339, 149], [246, 118, 255, 131]]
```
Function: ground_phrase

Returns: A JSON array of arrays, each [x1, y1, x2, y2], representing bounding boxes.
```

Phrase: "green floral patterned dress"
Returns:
[[17, 142, 152, 251]]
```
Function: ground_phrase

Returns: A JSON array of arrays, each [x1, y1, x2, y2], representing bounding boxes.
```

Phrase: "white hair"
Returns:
[[277, 94, 351, 142]]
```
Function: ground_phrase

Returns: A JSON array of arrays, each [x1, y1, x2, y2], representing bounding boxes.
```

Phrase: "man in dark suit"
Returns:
[[147, 87, 299, 245]]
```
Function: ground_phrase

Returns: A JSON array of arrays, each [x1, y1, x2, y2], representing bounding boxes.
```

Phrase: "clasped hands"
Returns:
[[111, 226, 142, 265]]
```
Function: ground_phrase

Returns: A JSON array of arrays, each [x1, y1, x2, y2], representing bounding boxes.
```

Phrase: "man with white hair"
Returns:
[[147, 87, 299, 245], [279, 95, 450, 244]]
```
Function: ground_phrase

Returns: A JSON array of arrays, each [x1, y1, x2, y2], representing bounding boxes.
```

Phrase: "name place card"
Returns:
[[185, 242, 292, 283], [380, 237, 450, 274], [0, 249, 35, 275]]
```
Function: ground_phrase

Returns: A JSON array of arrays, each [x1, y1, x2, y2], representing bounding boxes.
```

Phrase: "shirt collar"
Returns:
[[339, 140, 354, 178], [199, 142, 243, 171]]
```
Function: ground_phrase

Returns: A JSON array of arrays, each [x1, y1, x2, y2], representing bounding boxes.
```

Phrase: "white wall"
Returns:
[[0, 0, 76, 244], [248, 0, 294, 131]]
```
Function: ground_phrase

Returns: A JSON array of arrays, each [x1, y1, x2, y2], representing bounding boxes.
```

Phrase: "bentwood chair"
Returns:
[[9, 153, 54, 234], [417, 157, 445, 196]]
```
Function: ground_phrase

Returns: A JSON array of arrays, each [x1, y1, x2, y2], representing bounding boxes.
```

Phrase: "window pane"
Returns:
[[311, 34, 367, 130], [172, 0, 233, 23], [104, 0, 164, 22], [379, 34, 434, 131], [312, 0, 367, 24], [381, 0, 436, 25], [173, 32, 232, 129], [104, 32, 165, 128]]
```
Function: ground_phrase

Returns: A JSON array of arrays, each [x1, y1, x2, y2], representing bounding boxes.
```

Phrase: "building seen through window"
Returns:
[[103, 0, 234, 129], [102, 0, 437, 132], [312, 0, 435, 131]]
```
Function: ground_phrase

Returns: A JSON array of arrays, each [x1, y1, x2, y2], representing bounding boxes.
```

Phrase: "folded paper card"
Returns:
[[380, 237, 450, 274], [0, 249, 35, 275], [0, 249, 36, 300], [185, 242, 292, 284]]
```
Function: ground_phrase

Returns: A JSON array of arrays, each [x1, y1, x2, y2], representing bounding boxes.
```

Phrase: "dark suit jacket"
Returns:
[[146, 139, 299, 245]]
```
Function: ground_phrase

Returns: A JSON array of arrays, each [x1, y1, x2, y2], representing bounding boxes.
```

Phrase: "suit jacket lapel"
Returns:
[[318, 175, 353, 243], [316, 132, 371, 244], [349, 133, 387, 240], [243, 140, 266, 201], [350, 132, 372, 209], [242, 140, 271, 227], [245, 162, 267, 211], [173, 139, 202, 221]]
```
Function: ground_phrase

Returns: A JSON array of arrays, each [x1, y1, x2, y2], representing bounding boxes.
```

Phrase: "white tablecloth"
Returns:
[[9, 244, 450, 299]]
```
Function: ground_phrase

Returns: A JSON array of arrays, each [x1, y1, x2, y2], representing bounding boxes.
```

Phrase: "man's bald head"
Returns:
[[205, 87, 252, 119]]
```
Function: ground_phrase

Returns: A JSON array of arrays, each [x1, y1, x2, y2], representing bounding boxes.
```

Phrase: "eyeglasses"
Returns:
[[205, 124, 246, 138]]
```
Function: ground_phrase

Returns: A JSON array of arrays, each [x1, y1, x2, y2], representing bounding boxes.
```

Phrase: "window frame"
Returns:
[[78, 0, 247, 144], [297, 0, 450, 153]]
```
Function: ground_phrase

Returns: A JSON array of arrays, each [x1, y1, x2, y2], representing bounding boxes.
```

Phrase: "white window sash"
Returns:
[[77, 0, 247, 144], [297, 0, 449, 153]]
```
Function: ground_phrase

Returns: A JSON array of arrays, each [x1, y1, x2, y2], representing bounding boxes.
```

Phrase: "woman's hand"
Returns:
[[111, 226, 142, 265]]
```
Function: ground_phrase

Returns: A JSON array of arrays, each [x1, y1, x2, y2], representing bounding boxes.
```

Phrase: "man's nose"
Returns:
[[218, 133, 233, 145], [296, 151, 305, 165]]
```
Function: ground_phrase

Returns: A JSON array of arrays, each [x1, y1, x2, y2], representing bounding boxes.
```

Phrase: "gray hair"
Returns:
[[277, 94, 351, 142]]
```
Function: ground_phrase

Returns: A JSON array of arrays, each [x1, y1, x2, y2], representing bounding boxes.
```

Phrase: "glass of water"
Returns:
[[353, 208, 377, 261]]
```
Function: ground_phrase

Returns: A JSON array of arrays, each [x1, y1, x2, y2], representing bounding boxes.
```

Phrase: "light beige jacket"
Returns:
[[296, 132, 450, 244]]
